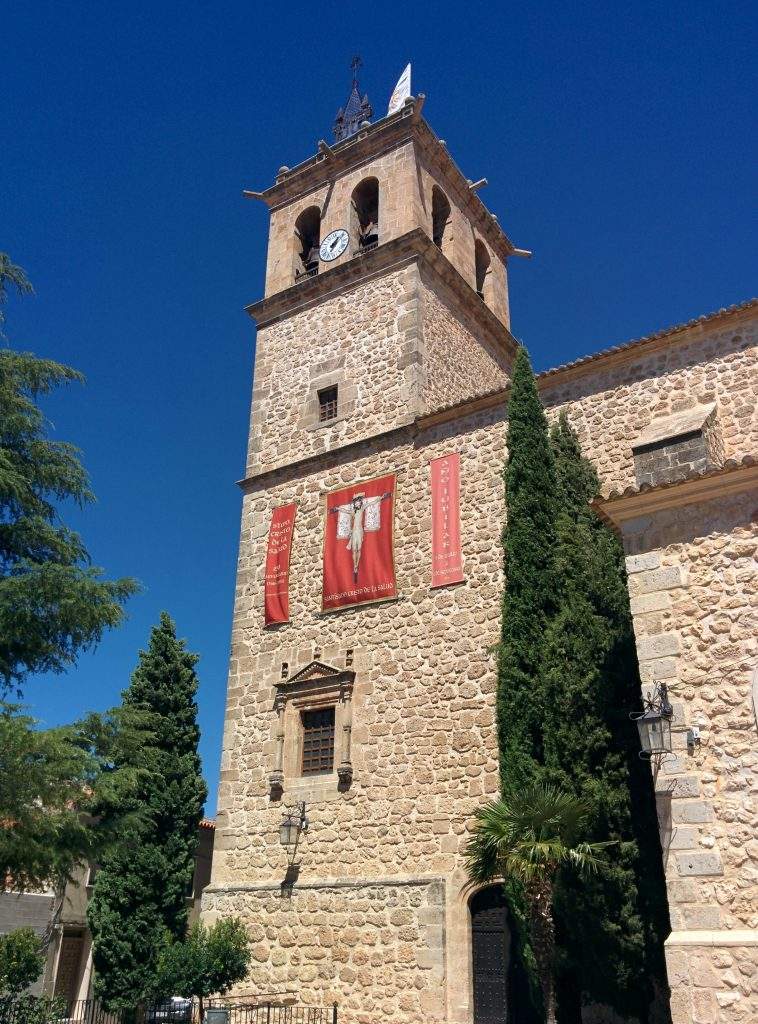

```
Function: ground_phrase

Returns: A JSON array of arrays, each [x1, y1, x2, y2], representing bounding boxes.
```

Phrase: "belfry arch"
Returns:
[[351, 176, 379, 251], [293, 205, 321, 281]]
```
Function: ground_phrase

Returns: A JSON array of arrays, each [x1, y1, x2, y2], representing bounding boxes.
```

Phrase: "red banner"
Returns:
[[264, 503, 297, 626], [322, 474, 397, 612], [431, 453, 464, 588]]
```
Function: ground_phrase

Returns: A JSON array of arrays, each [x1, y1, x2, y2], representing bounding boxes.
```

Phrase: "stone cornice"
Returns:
[[204, 874, 445, 895], [247, 100, 515, 259], [246, 228, 518, 359], [665, 929, 758, 948], [593, 459, 758, 530]]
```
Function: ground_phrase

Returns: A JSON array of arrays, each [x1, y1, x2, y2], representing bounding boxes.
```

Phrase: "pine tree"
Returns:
[[88, 613, 207, 1008], [543, 415, 670, 1022], [0, 253, 138, 694], [497, 346, 557, 790]]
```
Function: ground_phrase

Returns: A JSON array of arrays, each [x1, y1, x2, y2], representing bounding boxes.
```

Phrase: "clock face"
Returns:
[[319, 229, 350, 262]]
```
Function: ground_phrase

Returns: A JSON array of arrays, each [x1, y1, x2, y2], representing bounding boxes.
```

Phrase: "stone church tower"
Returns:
[[203, 72, 758, 1024]]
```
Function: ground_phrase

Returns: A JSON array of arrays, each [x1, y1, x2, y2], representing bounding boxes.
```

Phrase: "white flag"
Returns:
[[387, 63, 412, 116]]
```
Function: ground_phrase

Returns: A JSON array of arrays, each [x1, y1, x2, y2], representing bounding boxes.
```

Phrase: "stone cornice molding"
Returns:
[[665, 929, 758, 948], [593, 459, 758, 531], [204, 873, 445, 895], [246, 228, 518, 357]]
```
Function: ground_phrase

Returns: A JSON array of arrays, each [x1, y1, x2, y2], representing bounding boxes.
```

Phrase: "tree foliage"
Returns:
[[465, 785, 611, 1024], [0, 253, 138, 694], [497, 346, 557, 790], [542, 415, 670, 1021], [0, 702, 152, 893], [88, 613, 207, 1009], [0, 928, 44, 996], [154, 919, 252, 1017], [496, 352, 671, 1022], [0, 255, 33, 331]]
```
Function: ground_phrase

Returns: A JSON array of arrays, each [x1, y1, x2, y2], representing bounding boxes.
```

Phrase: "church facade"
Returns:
[[202, 84, 758, 1024]]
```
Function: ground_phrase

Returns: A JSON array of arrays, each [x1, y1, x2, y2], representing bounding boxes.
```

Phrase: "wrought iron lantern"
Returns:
[[631, 683, 673, 757], [279, 801, 308, 847]]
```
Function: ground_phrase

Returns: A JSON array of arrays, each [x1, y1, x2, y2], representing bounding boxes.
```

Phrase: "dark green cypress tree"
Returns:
[[88, 613, 207, 1008], [498, 346, 557, 791], [543, 415, 670, 1023], [496, 346, 559, 1021]]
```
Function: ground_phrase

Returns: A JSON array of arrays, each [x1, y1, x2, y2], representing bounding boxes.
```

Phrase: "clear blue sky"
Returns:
[[3, 1, 755, 814]]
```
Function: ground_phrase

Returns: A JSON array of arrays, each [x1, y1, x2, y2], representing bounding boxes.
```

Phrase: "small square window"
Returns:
[[318, 385, 338, 423], [301, 707, 335, 776]]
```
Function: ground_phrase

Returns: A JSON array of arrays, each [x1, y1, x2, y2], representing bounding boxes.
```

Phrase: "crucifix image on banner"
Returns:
[[322, 473, 397, 612]]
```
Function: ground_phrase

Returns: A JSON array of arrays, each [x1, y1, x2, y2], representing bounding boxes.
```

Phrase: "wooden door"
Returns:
[[471, 887, 511, 1024], [54, 932, 84, 1008]]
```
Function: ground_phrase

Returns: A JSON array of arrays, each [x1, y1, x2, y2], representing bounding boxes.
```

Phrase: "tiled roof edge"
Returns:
[[539, 298, 758, 381]]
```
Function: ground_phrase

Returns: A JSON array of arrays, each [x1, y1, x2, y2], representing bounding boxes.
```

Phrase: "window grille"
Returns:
[[318, 385, 338, 422], [301, 707, 335, 776]]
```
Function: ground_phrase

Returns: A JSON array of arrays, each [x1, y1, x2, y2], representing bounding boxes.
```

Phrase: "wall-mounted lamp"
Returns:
[[631, 682, 673, 759], [279, 802, 308, 848]]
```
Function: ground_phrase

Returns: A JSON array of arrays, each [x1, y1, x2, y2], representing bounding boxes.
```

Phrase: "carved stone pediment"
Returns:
[[286, 660, 346, 684], [276, 661, 355, 705]]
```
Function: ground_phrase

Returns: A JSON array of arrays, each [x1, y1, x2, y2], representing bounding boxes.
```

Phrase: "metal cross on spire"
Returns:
[[333, 55, 373, 143]]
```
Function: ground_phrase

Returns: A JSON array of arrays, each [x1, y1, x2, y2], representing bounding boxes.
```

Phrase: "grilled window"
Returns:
[[301, 707, 335, 776], [318, 385, 338, 422]]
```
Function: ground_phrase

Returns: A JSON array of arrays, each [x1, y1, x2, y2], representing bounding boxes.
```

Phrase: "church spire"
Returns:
[[333, 56, 373, 143]]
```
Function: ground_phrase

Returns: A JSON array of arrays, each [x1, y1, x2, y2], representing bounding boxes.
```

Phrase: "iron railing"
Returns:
[[209, 1006, 336, 1024], [0, 1002, 336, 1024]]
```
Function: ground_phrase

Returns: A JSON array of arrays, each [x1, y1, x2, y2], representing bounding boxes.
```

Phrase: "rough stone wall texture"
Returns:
[[632, 432, 710, 488], [247, 267, 421, 478], [540, 310, 757, 495], [419, 269, 511, 415], [203, 879, 446, 1021], [214, 299, 757, 1023], [623, 492, 756, 929], [666, 940, 758, 1024], [212, 407, 508, 1023]]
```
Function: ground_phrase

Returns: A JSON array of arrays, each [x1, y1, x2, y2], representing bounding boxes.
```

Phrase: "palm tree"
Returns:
[[464, 784, 612, 1024]]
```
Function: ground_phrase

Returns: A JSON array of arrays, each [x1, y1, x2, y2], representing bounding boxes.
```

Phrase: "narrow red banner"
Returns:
[[322, 474, 397, 612], [431, 453, 464, 588], [264, 503, 297, 626]]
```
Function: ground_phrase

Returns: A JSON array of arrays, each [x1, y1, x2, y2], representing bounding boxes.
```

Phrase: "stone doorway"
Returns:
[[471, 886, 512, 1024]]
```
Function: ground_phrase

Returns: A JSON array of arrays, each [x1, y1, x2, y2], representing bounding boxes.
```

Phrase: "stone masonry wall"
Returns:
[[540, 310, 757, 496], [203, 879, 446, 1021], [211, 406, 508, 1023], [212, 298, 757, 1022], [620, 490, 757, 1024], [247, 267, 421, 478], [419, 268, 511, 415]]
